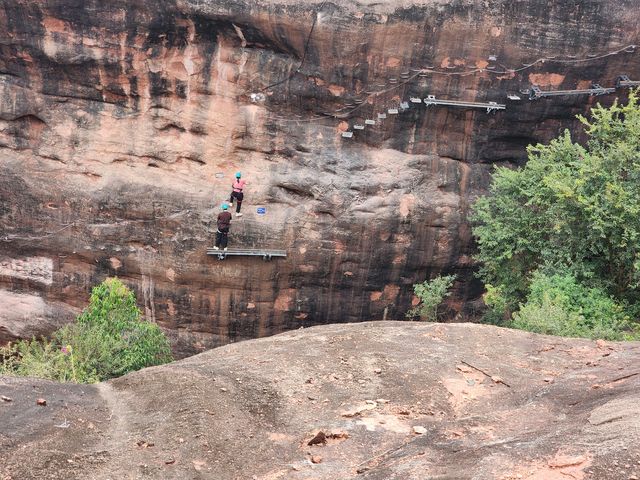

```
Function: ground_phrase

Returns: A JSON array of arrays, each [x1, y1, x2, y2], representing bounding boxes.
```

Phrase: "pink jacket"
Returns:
[[232, 179, 246, 192]]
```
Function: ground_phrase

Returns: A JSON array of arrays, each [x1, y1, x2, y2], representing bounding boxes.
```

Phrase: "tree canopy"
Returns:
[[1, 278, 173, 383], [472, 91, 640, 339]]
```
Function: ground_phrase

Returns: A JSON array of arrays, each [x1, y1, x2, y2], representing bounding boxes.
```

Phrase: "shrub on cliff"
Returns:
[[406, 274, 456, 321], [0, 278, 173, 383], [472, 90, 640, 339]]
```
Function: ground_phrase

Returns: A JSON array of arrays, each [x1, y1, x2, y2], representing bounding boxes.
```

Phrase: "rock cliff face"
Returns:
[[0, 0, 639, 355]]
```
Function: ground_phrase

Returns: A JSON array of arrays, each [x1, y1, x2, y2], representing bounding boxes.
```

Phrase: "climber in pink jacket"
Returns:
[[229, 172, 247, 217]]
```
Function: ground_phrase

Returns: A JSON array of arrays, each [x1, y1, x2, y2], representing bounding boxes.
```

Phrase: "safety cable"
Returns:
[[259, 44, 637, 123]]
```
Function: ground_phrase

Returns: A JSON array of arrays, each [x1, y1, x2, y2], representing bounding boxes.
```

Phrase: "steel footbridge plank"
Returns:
[[206, 248, 287, 259], [422, 96, 506, 113]]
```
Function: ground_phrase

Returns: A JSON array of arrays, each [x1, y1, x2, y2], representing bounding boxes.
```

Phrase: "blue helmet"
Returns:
[[221, 203, 229, 210], [235, 172, 242, 178]]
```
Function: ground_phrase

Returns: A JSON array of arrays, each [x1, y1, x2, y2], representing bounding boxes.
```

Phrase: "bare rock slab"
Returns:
[[1, 322, 639, 479]]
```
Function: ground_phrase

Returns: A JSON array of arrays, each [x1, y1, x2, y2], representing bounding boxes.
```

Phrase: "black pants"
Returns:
[[215, 228, 229, 248], [229, 191, 243, 213]]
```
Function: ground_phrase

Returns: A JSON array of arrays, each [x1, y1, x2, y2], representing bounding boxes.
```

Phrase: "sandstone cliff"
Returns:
[[1, 0, 639, 354]]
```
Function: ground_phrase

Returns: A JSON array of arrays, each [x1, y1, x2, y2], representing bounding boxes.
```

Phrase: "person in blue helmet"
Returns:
[[229, 172, 247, 217], [213, 203, 232, 251]]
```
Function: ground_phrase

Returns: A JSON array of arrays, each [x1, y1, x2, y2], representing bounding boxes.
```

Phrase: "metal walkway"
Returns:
[[206, 248, 287, 260], [422, 95, 506, 113], [617, 75, 640, 88], [529, 84, 615, 100]]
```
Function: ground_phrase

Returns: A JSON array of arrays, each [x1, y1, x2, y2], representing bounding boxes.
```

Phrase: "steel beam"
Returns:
[[423, 96, 506, 113]]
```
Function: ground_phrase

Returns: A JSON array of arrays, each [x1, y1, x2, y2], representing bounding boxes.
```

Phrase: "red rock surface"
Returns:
[[1, 323, 639, 479], [0, 1, 639, 354]]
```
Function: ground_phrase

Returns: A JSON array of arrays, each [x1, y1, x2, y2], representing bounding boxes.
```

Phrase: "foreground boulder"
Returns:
[[1, 322, 639, 479]]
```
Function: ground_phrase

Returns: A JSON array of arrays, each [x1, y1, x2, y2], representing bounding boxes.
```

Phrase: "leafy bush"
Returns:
[[0, 278, 173, 383], [471, 90, 640, 338], [511, 293, 585, 338], [511, 270, 638, 340], [480, 284, 510, 326], [406, 274, 456, 321], [0, 339, 84, 381], [70, 278, 173, 378]]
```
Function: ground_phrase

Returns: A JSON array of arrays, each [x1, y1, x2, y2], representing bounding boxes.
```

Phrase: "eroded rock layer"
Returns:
[[1, 0, 639, 354]]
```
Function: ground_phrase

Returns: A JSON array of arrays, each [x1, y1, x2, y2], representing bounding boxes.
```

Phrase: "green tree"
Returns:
[[0, 278, 173, 382], [471, 90, 640, 338], [406, 274, 456, 321]]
